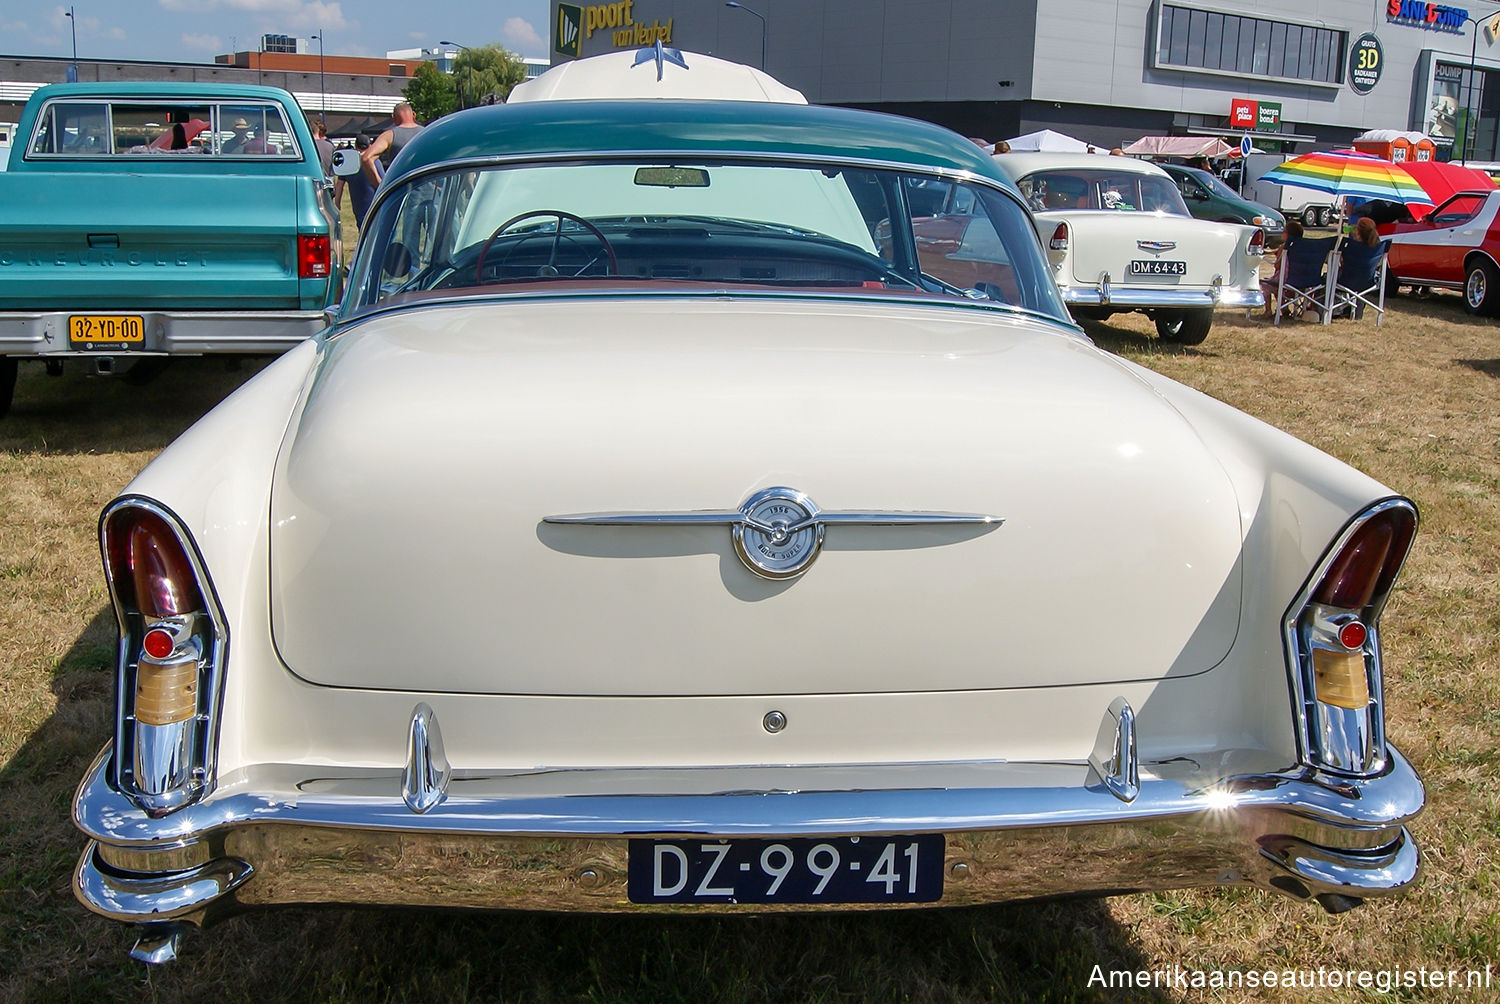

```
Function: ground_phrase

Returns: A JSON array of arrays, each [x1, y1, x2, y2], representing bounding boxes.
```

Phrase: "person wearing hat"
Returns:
[[223, 116, 251, 154]]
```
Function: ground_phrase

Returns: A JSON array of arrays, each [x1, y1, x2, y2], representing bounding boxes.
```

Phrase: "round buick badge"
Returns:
[[732, 487, 826, 579]]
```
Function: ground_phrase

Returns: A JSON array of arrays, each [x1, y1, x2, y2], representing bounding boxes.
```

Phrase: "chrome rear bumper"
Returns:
[[1061, 286, 1265, 308], [0, 310, 325, 356], [73, 741, 1423, 930]]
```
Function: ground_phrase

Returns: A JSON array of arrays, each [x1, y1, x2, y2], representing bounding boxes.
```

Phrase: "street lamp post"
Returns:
[[311, 30, 326, 121], [1458, 10, 1500, 165], [724, 2, 767, 70], [1459, 15, 1482, 164], [440, 40, 472, 109], [64, 6, 78, 82]]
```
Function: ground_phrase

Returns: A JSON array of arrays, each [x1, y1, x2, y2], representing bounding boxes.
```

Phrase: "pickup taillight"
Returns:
[[298, 234, 331, 279]]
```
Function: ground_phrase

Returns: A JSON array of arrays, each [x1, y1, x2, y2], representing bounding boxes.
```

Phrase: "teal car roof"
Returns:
[[24, 82, 301, 103], [387, 100, 1017, 192]]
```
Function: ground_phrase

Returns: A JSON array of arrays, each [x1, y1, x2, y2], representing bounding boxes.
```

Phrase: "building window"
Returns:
[[1157, 4, 1345, 84]]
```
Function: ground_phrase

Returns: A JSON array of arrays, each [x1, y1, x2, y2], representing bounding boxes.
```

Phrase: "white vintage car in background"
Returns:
[[994, 152, 1265, 343], [74, 50, 1421, 963]]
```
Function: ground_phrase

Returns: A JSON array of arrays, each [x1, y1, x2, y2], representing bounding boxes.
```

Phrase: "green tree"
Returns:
[[452, 45, 529, 108], [403, 62, 457, 122]]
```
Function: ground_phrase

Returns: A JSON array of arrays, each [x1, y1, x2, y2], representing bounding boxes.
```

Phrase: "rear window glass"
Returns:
[[28, 100, 299, 159], [1016, 170, 1189, 215], [347, 157, 1069, 323]]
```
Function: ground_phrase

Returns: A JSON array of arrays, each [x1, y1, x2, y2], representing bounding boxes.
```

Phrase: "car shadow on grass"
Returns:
[[1456, 358, 1500, 377], [4, 617, 1175, 1003], [0, 356, 269, 456], [1077, 317, 1222, 358]]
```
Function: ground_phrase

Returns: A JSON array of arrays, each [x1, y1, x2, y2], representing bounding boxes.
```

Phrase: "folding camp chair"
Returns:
[[1274, 236, 1338, 325], [1331, 239, 1390, 326]]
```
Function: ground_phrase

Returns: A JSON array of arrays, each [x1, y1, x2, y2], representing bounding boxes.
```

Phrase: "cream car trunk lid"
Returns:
[[1039, 211, 1249, 288], [270, 299, 1244, 696]]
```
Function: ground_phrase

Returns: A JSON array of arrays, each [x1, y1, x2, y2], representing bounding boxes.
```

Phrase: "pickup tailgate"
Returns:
[[0, 174, 306, 310]]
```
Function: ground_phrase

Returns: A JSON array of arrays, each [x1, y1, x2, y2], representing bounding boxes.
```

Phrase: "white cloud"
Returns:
[[159, 0, 213, 11], [502, 16, 544, 56], [182, 32, 224, 53], [1, 20, 29, 33]]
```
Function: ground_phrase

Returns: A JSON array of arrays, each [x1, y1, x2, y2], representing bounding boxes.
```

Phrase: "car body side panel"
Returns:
[[1386, 191, 1500, 285]]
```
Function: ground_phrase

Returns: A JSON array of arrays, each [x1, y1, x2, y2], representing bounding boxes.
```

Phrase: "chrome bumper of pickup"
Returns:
[[1061, 286, 1264, 308], [0, 310, 325, 356], [73, 735, 1424, 937]]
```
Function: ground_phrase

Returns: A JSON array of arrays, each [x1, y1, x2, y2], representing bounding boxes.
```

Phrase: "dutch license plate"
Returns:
[[69, 315, 145, 347], [627, 834, 944, 904], [1129, 259, 1187, 276]]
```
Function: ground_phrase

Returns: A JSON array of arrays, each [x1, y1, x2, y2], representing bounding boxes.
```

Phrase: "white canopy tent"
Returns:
[[1122, 136, 1234, 158], [1002, 129, 1093, 153]]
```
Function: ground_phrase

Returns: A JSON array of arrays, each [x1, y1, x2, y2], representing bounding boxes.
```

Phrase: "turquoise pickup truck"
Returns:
[[0, 83, 342, 417]]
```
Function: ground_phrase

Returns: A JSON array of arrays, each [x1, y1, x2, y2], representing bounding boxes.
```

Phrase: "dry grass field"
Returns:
[[1, 289, 1496, 1003]]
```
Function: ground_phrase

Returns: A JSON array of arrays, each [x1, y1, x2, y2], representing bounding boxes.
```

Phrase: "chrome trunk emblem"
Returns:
[[1137, 240, 1177, 253], [544, 487, 1002, 579]]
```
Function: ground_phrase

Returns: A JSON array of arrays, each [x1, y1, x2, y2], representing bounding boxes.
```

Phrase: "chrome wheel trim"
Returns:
[[1467, 268, 1486, 309]]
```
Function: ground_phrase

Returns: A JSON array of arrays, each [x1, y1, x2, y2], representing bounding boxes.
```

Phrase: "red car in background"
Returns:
[[1383, 189, 1500, 316]]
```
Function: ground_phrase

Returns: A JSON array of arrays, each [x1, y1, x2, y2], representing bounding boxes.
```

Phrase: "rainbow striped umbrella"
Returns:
[[1258, 150, 1429, 205]]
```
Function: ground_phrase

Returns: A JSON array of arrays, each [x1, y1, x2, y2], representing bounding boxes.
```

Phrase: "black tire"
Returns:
[[1154, 309, 1213, 345], [1302, 207, 1320, 227], [0, 358, 15, 420], [1464, 259, 1500, 316], [1317, 207, 1333, 228]]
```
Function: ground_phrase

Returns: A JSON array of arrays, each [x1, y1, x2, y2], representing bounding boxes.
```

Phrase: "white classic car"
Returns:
[[993, 153, 1266, 343], [74, 50, 1421, 963]]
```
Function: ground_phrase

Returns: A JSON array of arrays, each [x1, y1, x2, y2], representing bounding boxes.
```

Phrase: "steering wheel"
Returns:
[[475, 210, 619, 283]]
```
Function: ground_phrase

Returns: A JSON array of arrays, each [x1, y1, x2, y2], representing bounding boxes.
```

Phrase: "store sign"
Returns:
[[1230, 98, 1258, 127], [1258, 101, 1282, 126], [1349, 33, 1384, 94], [556, 3, 582, 57], [555, 1, 674, 52], [1386, 1, 1468, 32]]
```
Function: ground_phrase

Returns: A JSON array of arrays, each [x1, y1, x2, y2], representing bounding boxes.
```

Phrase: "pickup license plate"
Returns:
[[69, 315, 145, 347], [627, 834, 944, 904], [1129, 259, 1187, 276]]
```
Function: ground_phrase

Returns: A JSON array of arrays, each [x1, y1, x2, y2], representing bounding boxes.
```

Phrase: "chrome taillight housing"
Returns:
[[101, 498, 227, 816], [1248, 227, 1266, 256], [1284, 499, 1417, 776]]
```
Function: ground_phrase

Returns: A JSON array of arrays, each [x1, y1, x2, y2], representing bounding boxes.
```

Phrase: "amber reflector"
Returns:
[[135, 660, 198, 725], [1312, 649, 1370, 710]]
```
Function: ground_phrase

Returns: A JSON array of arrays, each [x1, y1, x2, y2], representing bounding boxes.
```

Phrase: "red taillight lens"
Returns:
[[104, 508, 205, 618], [1049, 222, 1069, 252], [298, 234, 331, 279], [1249, 228, 1266, 255], [1312, 507, 1417, 611]]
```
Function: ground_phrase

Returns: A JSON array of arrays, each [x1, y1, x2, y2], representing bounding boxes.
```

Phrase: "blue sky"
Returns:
[[2, 1, 553, 63]]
